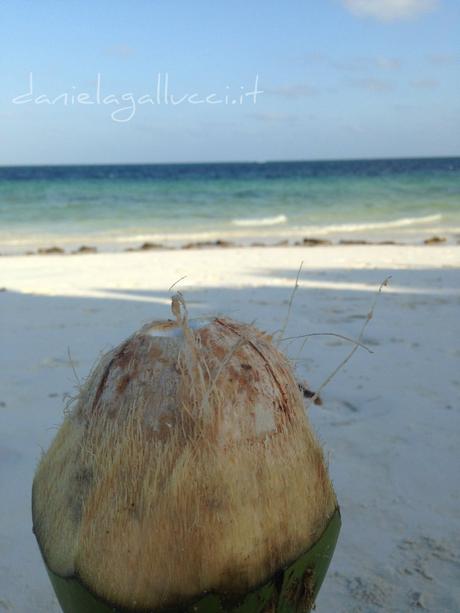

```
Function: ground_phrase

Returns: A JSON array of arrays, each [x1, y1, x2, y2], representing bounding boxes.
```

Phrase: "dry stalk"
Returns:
[[275, 261, 303, 347], [306, 276, 391, 407]]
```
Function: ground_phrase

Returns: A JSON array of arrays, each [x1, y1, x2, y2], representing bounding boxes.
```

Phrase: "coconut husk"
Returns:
[[32, 296, 337, 611]]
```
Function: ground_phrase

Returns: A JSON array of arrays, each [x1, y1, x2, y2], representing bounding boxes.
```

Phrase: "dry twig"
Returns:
[[306, 276, 391, 407]]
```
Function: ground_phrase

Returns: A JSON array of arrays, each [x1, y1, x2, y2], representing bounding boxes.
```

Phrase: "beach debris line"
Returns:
[[32, 292, 340, 612], [71, 245, 98, 254], [5, 236, 452, 257], [423, 236, 447, 245], [37, 246, 65, 255]]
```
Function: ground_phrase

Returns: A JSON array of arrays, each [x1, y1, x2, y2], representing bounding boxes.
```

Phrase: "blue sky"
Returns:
[[1, 0, 459, 164]]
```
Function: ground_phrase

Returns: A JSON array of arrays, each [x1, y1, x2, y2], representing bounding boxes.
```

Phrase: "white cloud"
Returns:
[[350, 77, 394, 91], [411, 78, 439, 89], [266, 84, 317, 98], [303, 53, 402, 71], [249, 112, 299, 123], [428, 53, 459, 66], [342, 0, 438, 21], [376, 57, 402, 70], [105, 44, 136, 58]]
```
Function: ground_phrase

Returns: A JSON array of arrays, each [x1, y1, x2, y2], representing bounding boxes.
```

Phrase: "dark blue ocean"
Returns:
[[0, 157, 459, 252]]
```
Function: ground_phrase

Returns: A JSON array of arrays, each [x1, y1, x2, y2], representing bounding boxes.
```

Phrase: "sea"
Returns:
[[0, 157, 459, 253]]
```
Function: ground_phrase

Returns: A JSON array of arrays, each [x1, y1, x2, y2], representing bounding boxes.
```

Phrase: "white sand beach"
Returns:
[[1, 244, 460, 612]]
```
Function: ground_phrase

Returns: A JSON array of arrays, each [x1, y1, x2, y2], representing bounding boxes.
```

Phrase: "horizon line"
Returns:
[[1, 154, 460, 169]]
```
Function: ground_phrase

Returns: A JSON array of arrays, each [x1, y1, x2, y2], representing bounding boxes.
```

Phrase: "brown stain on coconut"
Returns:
[[91, 339, 132, 413], [214, 318, 293, 423], [32, 307, 337, 611]]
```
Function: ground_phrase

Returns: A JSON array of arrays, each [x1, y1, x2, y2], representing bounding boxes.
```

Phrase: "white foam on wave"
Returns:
[[232, 214, 287, 227], [306, 214, 443, 236]]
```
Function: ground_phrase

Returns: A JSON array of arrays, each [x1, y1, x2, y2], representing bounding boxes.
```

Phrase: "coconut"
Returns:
[[32, 295, 339, 611]]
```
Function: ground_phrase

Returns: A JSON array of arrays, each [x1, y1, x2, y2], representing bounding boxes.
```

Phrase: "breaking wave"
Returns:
[[307, 214, 443, 235], [232, 214, 287, 227]]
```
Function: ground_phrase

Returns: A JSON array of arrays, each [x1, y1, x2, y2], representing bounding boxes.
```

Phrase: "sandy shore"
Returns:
[[1, 245, 459, 612]]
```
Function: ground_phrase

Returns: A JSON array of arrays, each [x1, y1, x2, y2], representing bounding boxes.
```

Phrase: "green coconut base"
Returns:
[[44, 508, 341, 613]]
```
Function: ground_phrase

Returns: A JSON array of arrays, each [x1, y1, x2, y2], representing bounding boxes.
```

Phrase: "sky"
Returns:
[[0, 0, 459, 165]]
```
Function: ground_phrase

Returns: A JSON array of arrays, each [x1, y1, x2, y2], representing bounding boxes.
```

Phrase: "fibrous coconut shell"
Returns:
[[32, 298, 337, 611]]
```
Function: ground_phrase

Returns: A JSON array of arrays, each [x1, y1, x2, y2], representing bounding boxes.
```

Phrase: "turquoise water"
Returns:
[[0, 158, 459, 252]]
